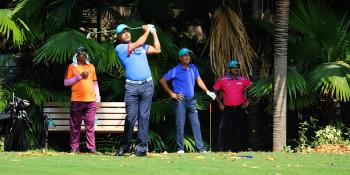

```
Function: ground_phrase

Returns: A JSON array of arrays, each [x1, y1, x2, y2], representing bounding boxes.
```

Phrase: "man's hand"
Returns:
[[206, 91, 216, 100], [80, 71, 89, 79], [149, 24, 156, 33], [142, 24, 151, 32], [242, 99, 250, 109], [219, 103, 225, 112], [170, 92, 184, 100], [96, 102, 101, 110]]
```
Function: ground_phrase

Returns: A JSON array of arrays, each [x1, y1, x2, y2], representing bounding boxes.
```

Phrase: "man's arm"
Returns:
[[214, 91, 225, 111], [159, 77, 183, 99], [64, 76, 81, 87], [196, 77, 209, 92], [196, 77, 216, 100], [128, 25, 151, 52], [242, 88, 251, 109], [147, 31, 161, 54], [64, 66, 83, 87], [94, 81, 101, 110]]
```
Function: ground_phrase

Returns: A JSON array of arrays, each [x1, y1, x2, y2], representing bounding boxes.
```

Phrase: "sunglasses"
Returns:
[[229, 65, 240, 69]]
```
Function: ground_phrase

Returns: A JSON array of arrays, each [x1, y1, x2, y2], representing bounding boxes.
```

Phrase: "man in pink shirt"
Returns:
[[213, 60, 252, 152]]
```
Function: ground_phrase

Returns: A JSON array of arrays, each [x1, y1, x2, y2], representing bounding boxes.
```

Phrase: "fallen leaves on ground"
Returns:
[[266, 157, 277, 161], [18, 151, 61, 156], [313, 144, 350, 153]]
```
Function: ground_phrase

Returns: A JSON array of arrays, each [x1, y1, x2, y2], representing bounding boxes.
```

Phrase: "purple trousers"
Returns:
[[70, 101, 97, 151]]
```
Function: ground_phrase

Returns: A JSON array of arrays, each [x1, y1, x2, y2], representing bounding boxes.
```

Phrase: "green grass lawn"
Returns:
[[0, 151, 349, 175]]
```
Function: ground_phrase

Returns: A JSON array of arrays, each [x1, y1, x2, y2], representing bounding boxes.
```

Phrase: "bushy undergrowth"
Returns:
[[296, 117, 350, 152]]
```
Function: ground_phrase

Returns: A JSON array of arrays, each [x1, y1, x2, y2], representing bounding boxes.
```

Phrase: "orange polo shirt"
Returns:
[[65, 63, 97, 102]]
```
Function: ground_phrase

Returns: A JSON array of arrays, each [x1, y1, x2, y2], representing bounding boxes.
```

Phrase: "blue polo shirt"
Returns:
[[163, 64, 200, 98], [115, 43, 152, 80]]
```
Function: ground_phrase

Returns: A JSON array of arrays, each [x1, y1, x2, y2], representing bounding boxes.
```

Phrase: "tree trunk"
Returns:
[[273, 0, 289, 151]]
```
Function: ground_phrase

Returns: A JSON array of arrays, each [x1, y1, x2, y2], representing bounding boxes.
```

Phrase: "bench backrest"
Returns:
[[44, 102, 136, 133]]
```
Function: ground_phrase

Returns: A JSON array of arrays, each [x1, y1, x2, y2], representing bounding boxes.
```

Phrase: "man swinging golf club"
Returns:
[[115, 24, 161, 157]]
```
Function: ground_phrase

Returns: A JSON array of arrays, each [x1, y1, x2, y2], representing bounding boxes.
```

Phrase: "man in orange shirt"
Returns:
[[64, 47, 101, 154]]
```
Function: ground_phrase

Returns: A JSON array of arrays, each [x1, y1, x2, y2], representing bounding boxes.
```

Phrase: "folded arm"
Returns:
[[64, 75, 81, 87]]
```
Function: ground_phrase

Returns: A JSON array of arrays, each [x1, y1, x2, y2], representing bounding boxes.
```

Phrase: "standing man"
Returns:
[[213, 60, 252, 152], [115, 24, 161, 157], [159, 48, 216, 153], [64, 46, 101, 154]]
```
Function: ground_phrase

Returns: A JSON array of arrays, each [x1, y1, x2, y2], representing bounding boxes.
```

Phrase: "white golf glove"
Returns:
[[206, 91, 216, 100], [148, 24, 156, 33]]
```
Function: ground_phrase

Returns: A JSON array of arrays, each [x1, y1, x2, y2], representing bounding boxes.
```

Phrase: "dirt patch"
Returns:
[[313, 144, 350, 153]]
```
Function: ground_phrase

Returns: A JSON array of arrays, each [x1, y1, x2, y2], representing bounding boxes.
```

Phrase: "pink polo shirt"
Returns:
[[213, 75, 252, 106]]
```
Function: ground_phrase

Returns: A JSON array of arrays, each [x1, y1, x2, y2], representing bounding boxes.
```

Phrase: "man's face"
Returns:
[[179, 53, 191, 64], [229, 64, 240, 75], [77, 52, 87, 63], [117, 29, 131, 42]]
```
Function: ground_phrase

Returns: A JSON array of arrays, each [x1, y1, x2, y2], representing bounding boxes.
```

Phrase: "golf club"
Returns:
[[86, 27, 143, 39]]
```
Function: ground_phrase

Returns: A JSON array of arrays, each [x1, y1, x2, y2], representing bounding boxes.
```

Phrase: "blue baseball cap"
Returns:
[[228, 60, 240, 68], [178, 48, 193, 57], [116, 24, 130, 35]]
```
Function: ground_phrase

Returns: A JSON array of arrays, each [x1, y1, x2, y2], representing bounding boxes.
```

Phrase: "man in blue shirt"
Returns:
[[159, 48, 216, 153], [115, 24, 161, 156]]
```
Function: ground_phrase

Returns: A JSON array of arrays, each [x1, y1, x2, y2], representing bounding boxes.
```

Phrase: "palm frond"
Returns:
[[249, 69, 315, 111], [0, 53, 17, 66], [149, 61, 163, 90], [11, 0, 28, 15], [8, 80, 69, 106], [0, 81, 9, 112], [150, 98, 173, 124], [0, 9, 26, 46], [99, 77, 125, 101], [307, 61, 350, 102], [194, 91, 210, 110], [47, 0, 76, 31], [148, 130, 166, 152], [207, 6, 255, 77], [183, 136, 196, 152], [20, 0, 49, 39], [289, 0, 350, 67], [164, 130, 196, 152], [33, 30, 105, 65], [95, 42, 120, 73]]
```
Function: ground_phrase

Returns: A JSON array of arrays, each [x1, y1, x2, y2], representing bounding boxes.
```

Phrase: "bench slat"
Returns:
[[49, 119, 130, 126], [48, 125, 134, 133], [44, 102, 126, 107], [44, 108, 126, 113], [46, 113, 127, 119]]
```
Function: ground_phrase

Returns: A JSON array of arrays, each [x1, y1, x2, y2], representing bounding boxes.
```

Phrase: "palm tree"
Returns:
[[0, 0, 29, 47], [273, 0, 290, 151]]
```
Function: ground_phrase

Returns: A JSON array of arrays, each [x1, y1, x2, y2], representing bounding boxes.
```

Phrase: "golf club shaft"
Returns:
[[86, 26, 143, 39], [209, 102, 212, 152], [89, 27, 143, 35]]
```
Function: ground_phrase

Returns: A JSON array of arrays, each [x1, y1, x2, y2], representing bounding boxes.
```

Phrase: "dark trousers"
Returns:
[[174, 98, 205, 152], [120, 80, 154, 153], [218, 106, 245, 152]]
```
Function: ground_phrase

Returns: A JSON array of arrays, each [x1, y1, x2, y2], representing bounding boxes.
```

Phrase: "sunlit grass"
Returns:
[[0, 151, 349, 175]]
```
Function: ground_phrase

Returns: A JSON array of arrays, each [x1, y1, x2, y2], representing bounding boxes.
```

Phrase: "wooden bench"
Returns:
[[43, 102, 136, 150]]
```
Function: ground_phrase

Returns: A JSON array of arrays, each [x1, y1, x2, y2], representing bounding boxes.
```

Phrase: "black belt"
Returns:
[[225, 105, 242, 109]]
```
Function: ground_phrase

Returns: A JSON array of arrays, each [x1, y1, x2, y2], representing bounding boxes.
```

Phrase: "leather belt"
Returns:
[[126, 77, 152, 84]]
